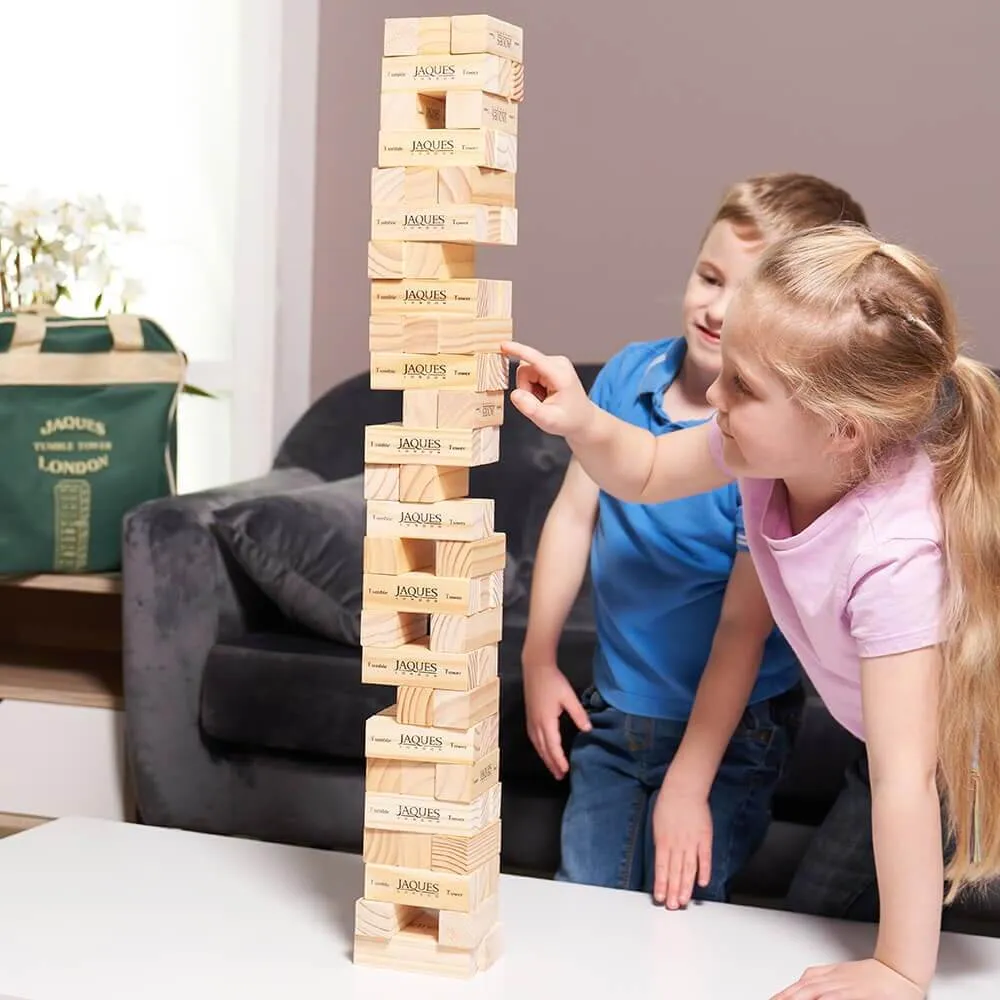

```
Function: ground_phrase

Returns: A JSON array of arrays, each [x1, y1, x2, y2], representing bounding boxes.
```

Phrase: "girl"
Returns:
[[502, 223, 1000, 1000]]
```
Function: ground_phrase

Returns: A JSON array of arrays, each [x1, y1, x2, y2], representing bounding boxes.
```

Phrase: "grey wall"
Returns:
[[311, 0, 999, 400]]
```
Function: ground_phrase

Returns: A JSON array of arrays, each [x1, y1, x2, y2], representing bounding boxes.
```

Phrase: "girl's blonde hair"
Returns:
[[744, 222, 1000, 902]]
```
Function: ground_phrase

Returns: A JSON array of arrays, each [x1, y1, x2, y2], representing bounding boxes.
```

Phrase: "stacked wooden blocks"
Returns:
[[353, 12, 523, 979]]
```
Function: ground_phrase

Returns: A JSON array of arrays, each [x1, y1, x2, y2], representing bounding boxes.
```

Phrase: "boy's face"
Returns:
[[680, 219, 765, 377]]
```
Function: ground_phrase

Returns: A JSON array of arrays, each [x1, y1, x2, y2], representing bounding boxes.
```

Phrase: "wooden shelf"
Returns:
[[0, 645, 123, 711], [0, 573, 121, 595]]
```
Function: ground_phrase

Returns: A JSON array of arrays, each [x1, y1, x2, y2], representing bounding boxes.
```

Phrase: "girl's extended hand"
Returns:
[[501, 341, 596, 440], [770, 959, 925, 1000], [651, 782, 713, 909]]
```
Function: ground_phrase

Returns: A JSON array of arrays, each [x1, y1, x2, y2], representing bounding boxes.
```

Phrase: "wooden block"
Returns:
[[360, 609, 428, 647], [367, 498, 493, 542], [354, 897, 422, 940], [362, 639, 498, 692], [446, 90, 518, 135], [364, 464, 399, 501], [366, 758, 437, 798], [370, 316, 513, 355], [378, 129, 516, 172], [363, 819, 501, 874], [402, 388, 504, 430], [363, 535, 435, 575], [368, 241, 476, 280], [363, 854, 500, 912], [430, 604, 503, 653], [371, 166, 439, 206], [450, 14, 524, 62], [363, 568, 503, 616], [397, 675, 501, 729], [364, 782, 501, 834], [437, 164, 516, 206], [381, 53, 522, 102], [379, 91, 446, 131], [435, 533, 507, 579], [371, 278, 512, 318], [437, 891, 500, 949], [353, 909, 502, 977], [370, 352, 508, 390], [365, 422, 500, 468], [399, 464, 469, 502], [365, 703, 499, 765], [435, 747, 500, 803], [365, 751, 501, 805], [384, 17, 452, 57], [371, 205, 516, 245]]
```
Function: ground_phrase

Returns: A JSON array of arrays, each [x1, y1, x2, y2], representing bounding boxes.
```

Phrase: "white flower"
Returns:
[[120, 276, 145, 305], [9, 191, 60, 234], [119, 202, 144, 232], [24, 260, 68, 288], [77, 193, 112, 230], [83, 257, 113, 289]]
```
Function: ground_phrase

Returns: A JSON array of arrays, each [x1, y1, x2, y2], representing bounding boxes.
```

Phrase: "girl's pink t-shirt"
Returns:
[[707, 421, 943, 741]]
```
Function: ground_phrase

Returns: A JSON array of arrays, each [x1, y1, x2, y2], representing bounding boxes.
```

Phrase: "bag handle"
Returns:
[[9, 313, 45, 351], [8, 313, 144, 352]]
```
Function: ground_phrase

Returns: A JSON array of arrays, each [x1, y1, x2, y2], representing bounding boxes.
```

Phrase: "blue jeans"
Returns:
[[556, 684, 803, 899]]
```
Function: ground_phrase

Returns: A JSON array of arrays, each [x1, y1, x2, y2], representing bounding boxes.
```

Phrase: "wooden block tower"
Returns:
[[353, 13, 523, 979]]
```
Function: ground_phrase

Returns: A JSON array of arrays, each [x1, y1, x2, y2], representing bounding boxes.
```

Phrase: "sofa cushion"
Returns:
[[212, 476, 367, 645]]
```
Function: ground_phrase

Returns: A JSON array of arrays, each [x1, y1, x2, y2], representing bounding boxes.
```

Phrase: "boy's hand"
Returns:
[[502, 342, 596, 440], [652, 781, 713, 909], [769, 959, 925, 1000], [522, 658, 591, 779]]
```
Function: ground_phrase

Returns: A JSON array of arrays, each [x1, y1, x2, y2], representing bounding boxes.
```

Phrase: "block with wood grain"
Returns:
[[356, 14, 521, 977]]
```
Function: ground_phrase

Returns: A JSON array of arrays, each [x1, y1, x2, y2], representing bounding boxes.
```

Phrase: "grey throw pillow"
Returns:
[[213, 475, 366, 645]]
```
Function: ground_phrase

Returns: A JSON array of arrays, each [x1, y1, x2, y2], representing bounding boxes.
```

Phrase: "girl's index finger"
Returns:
[[501, 340, 549, 368]]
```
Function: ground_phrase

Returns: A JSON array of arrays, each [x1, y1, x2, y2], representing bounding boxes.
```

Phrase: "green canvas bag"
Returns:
[[0, 311, 186, 574]]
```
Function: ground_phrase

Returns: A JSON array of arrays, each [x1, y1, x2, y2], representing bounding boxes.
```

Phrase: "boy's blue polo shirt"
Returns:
[[588, 337, 800, 719]]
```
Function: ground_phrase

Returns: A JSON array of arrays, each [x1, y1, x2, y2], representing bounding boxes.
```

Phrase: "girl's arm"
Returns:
[[863, 645, 943, 991], [503, 342, 732, 503]]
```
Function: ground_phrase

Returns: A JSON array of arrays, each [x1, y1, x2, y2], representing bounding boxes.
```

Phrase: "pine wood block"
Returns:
[[371, 166, 439, 206], [363, 818, 501, 874], [399, 464, 470, 502], [366, 498, 494, 542], [430, 604, 503, 653], [363, 535, 435, 575], [365, 703, 499, 765], [363, 568, 502, 616], [381, 53, 522, 102], [371, 278, 512, 318], [353, 909, 503, 978], [364, 464, 400, 501], [446, 90, 518, 135], [450, 14, 524, 62], [379, 91, 446, 132], [378, 129, 517, 172], [363, 854, 500, 912], [364, 782, 501, 835], [402, 388, 504, 430], [360, 609, 429, 647], [365, 748, 500, 804], [366, 758, 437, 798], [437, 164, 516, 206], [354, 897, 422, 940], [397, 675, 500, 730], [368, 241, 475, 280], [362, 639, 498, 692], [371, 204, 516, 245], [435, 533, 506, 579], [438, 890, 500, 949], [370, 316, 513, 356], [370, 352, 508, 390], [435, 747, 500, 802], [365, 422, 500, 468], [384, 17, 452, 57]]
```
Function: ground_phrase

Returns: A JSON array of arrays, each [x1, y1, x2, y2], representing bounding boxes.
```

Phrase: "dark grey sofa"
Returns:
[[122, 365, 1000, 935]]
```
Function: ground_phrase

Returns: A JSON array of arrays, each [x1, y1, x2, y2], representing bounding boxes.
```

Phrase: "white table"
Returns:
[[0, 818, 997, 999]]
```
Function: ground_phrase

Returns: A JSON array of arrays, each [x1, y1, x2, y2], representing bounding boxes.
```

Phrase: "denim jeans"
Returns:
[[555, 683, 804, 899]]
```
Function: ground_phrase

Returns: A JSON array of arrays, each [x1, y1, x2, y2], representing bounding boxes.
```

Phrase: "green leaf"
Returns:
[[94, 291, 104, 311], [181, 383, 217, 399]]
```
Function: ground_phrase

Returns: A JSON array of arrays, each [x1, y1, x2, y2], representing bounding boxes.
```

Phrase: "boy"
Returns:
[[521, 174, 869, 908]]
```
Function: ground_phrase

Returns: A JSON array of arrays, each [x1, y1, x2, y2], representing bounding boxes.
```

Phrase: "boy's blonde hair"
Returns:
[[710, 173, 869, 243], [743, 222, 1000, 901]]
